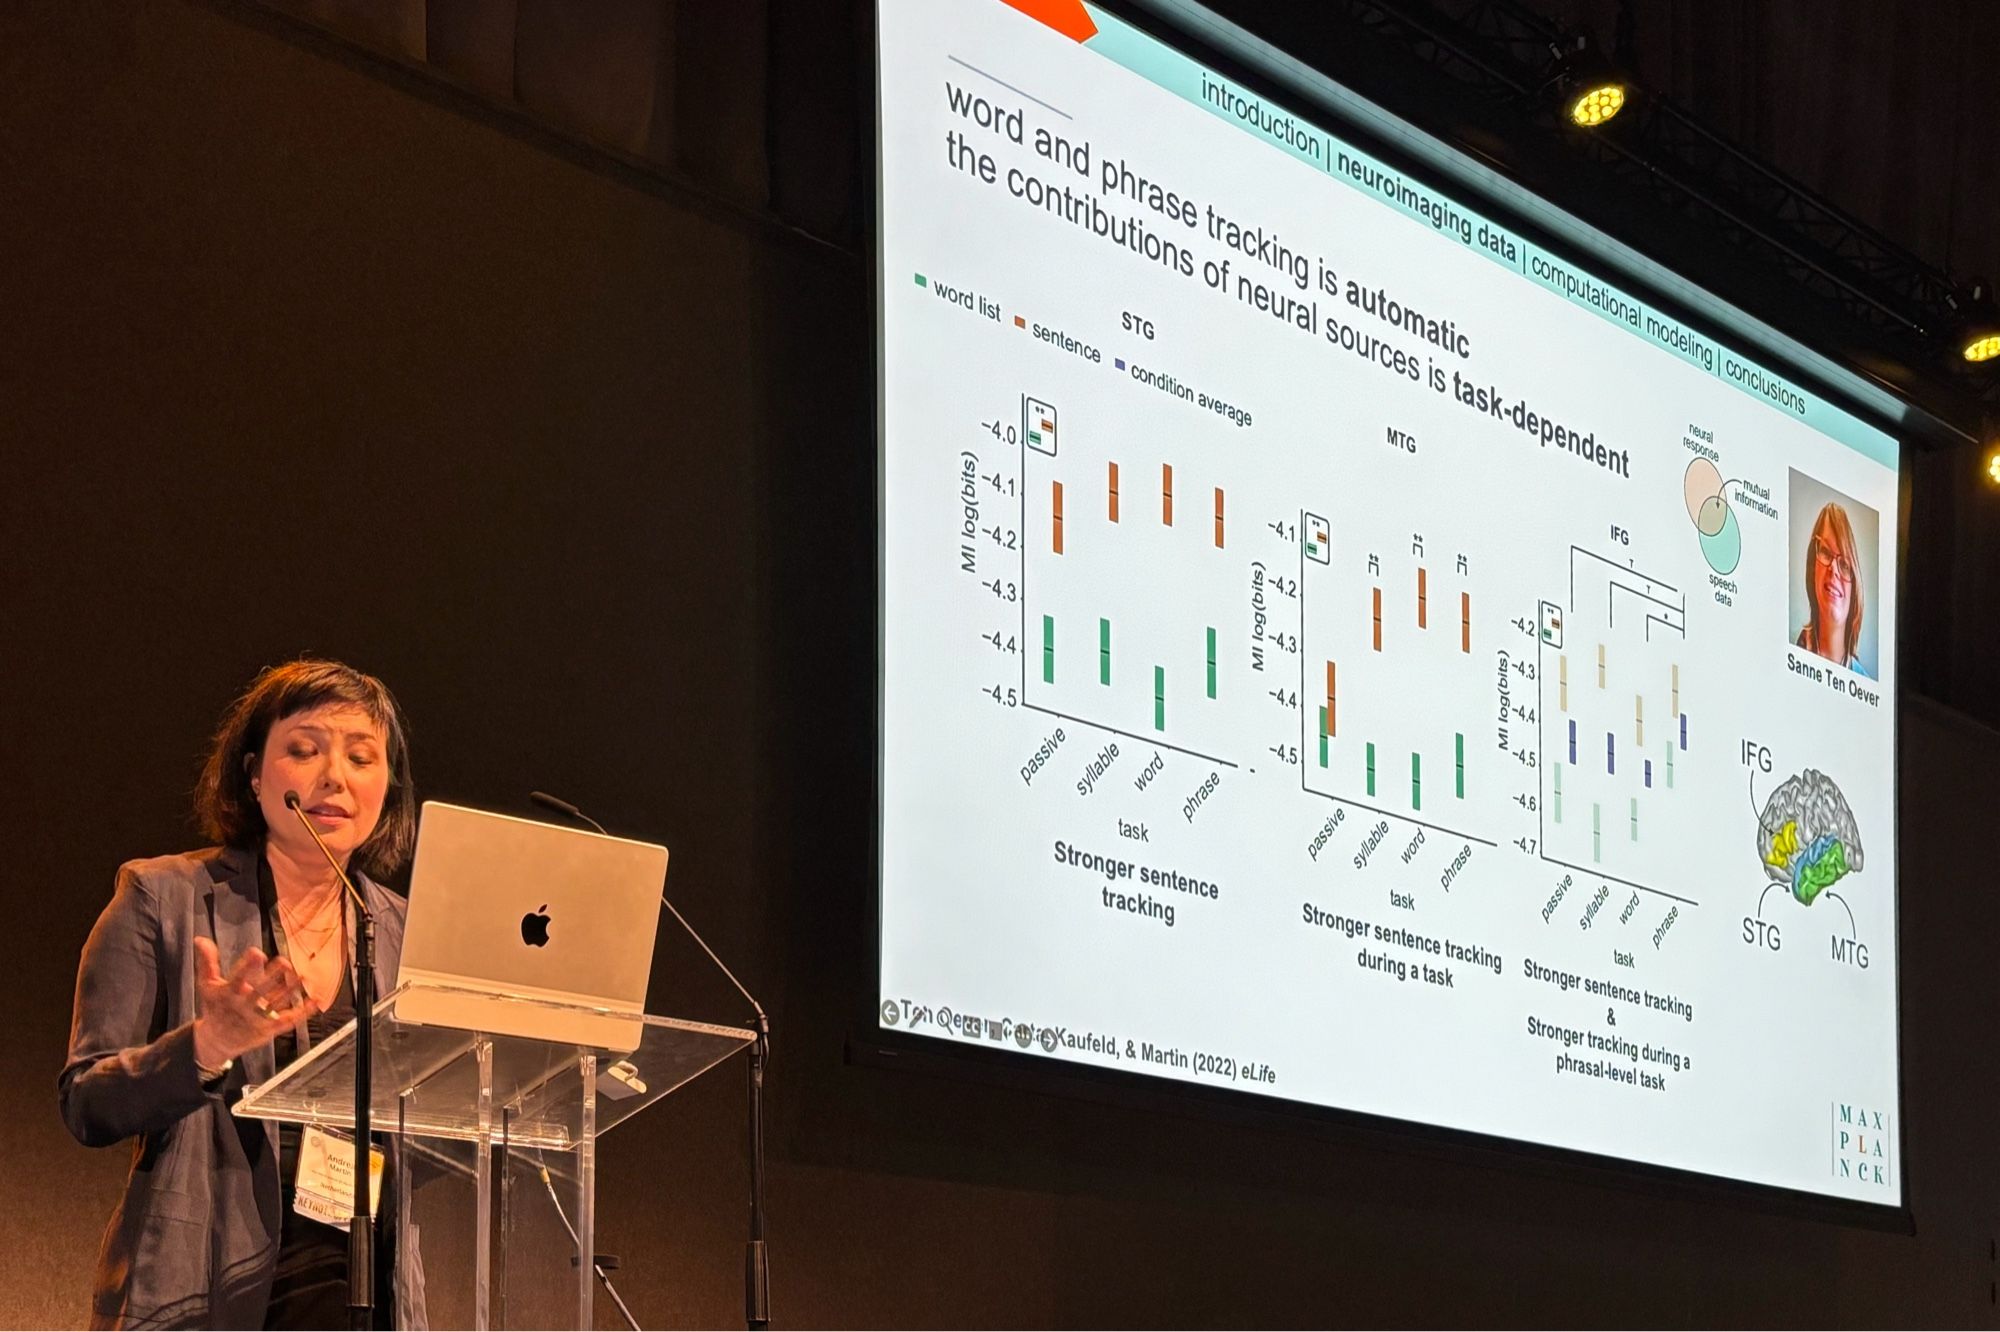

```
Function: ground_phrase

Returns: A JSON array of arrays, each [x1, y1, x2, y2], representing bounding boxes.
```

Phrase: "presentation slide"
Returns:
[[876, 0, 1901, 1204]]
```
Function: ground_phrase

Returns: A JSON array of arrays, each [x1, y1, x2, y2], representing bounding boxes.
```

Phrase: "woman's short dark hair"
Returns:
[[195, 659, 417, 880]]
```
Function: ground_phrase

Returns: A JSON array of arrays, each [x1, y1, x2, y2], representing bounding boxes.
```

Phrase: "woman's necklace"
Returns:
[[278, 892, 344, 962]]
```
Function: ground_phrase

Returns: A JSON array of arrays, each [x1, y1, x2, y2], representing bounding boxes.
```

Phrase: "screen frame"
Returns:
[[863, 0, 1912, 1231]]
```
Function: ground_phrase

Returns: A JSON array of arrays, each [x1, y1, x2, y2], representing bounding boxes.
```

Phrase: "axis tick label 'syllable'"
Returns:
[[1298, 529, 1494, 848], [1534, 547, 1696, 902], [1014, 402, 1238, 767]]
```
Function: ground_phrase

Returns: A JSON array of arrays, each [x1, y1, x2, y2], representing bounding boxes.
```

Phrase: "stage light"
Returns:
[[1988, 445, 2000, 487], [1945, 281, 2000, 363], [1548, 35, 1629, 129], [1566, 81, 1626, 127]]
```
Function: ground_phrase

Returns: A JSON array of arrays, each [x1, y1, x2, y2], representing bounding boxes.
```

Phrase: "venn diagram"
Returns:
[[1683, 458, 1741, 575]]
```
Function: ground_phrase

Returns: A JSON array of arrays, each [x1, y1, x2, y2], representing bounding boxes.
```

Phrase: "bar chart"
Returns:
[[1299, 507, 1500, 845], [1535, 546, 1699, 903], [1017, 394, 1242, 766]]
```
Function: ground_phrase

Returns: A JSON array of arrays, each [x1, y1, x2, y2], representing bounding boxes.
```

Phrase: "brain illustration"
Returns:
[[1757, 769, 1863, 905]]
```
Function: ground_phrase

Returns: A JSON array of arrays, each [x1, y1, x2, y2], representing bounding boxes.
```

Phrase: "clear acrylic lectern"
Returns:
[[236, 980, 755, 1329]]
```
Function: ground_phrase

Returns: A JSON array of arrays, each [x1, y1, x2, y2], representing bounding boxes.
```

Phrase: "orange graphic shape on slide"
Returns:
[[997, 0, 1098, 42]]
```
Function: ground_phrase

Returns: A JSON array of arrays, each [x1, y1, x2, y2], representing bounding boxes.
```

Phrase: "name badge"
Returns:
[[294, 1125, 385, 1231]]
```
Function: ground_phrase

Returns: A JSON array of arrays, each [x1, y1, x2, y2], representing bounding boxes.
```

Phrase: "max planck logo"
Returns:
[[1831, 1101, 1892, 1186]]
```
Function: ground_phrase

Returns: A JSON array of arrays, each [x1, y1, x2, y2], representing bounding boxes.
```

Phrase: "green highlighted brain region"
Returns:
[[1758, 769, 1864, 905]]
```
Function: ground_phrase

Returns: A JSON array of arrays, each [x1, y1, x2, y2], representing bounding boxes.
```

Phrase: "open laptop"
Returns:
[[394, 801, 666, 1051]]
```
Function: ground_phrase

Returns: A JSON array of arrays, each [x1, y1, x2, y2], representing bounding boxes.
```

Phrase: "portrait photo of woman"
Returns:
[[1792, 494, 1875, 678]]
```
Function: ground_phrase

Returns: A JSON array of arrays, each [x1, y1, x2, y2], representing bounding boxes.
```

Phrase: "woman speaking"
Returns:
[[61, 660, 424, 1329]]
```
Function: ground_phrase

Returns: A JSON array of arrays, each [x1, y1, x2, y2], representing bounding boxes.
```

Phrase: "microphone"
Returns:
[[283, 789, 378, 1330], [530, 789, 772, 1330], [284, 791, 372, 917], [529, 789, 602, 834]]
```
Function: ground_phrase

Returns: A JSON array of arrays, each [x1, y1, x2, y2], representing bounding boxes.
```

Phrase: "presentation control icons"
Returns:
[[1684, 457, 1742, 575], [1024, 395, 1058, 456]]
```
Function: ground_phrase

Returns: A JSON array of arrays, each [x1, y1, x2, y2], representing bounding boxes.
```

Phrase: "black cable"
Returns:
[[534, 1151, 643, 1332]]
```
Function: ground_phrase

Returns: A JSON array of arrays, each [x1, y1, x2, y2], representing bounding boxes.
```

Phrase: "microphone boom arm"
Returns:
[[526, 789, 773, 1330], [283, 790, 377, 1331]]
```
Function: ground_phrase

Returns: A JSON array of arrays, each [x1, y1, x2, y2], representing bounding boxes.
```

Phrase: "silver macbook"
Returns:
[[394, 801, 666, 1051]]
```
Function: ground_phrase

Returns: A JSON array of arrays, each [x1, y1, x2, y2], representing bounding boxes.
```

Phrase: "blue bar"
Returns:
[[1607, 732, 1615, 775], [1568, 719, 1577, 764], [1644, 759, 1653, 788], [1680, 713, 1687, 750]]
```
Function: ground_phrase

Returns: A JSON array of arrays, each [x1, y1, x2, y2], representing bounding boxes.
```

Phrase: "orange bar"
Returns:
[[1162, 463, 1174, 525], [1213, 487, 1225, 548], [1461, 591, 1470, 653], [1108, 462, 1120, 522], [1052, 480, 1064, 555], [1372, 588, 1382, 652], [1417, 567, 1428, 628], [1326, 661, 1336, 737]]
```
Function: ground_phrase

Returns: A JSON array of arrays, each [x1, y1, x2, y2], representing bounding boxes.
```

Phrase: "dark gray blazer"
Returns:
[[60, 846, 425, 1330]]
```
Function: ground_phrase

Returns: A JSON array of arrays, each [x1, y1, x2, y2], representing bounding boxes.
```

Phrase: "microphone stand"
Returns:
[[286, 792, 377, 1332], [529, 791, 772, 1330]]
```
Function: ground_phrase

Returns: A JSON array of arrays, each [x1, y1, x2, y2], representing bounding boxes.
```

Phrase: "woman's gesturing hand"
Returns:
[[191, 937, 317, 1069]]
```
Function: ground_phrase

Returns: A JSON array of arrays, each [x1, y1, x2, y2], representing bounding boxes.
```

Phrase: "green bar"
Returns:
[[1553, 764, 1562, 823], [1205, 627, 1217, 699], [914, 272, 927, 286], [1454, 732, 1465, 798], [1366, 742, 1376, 796], [1154, 666, 1165, 731], [1042, 615, 1054, 684], [1318, 707, 1328, 767], [1666, 740, 1675, 789], [1411, 752, 1422, 811], [1630, 796, 1638, 842], [1099, 618, 1111, 685], [1592, 803, 1601, 863]]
